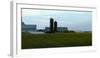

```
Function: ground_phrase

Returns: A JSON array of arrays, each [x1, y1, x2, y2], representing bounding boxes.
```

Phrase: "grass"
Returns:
[[22, 32, 92, 49]]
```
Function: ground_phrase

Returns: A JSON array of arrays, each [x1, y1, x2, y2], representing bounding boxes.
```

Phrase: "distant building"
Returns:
[[22, 22, 37, 32], [45, 27, 68, 32]]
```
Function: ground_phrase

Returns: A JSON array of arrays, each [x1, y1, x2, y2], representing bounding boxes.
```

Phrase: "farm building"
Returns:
[[45, 27, 68, 32], [22, 22, 37, 32]]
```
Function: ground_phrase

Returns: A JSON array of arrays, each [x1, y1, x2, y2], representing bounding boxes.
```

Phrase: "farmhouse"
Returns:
[[22, 22, 37, 32]]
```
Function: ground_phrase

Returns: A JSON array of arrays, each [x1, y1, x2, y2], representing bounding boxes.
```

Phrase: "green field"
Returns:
[[22, 32, 92, 49]]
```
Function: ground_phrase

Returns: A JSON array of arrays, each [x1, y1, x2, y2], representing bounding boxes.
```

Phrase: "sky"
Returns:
[[22, 9, 92, 32]]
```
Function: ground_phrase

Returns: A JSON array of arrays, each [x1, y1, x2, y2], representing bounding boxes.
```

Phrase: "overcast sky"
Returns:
[[22, 9, 92, 32]]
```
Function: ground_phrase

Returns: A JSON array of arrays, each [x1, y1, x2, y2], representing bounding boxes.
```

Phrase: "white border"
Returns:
[[10, 1, 97, 57]]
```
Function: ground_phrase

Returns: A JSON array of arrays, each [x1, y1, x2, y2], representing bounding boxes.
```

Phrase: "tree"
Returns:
[[50, 18, 54, 32], [54, 21, 57, 32]]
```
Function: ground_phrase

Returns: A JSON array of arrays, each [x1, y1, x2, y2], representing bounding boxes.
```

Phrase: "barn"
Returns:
[[22, 22, 37, 32]]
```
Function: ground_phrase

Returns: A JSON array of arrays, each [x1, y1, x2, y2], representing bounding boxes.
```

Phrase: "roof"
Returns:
[[22, 25, 36, 28]]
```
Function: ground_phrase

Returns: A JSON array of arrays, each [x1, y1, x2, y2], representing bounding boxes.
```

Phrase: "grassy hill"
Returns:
[[22, 32, 92, 49]]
